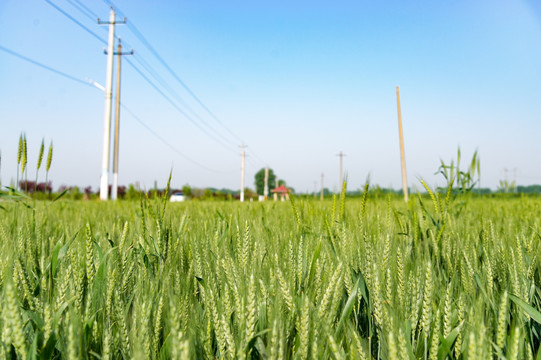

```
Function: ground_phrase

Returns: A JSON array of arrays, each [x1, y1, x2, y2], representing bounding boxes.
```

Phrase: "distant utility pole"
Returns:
[[111, 39, 133, 201], [337, 151, 346, 193], [98, 7, 126, 201], [314, 181, 317, 199], [240, 144, 246, 202], [264, 167, 269, 200], [396, 86, 408, 202], [320, 173, 324, 201]]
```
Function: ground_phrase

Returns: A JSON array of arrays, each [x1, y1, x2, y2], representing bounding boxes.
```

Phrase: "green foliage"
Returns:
[[181, 184, 192, 198], [254, 168, 276, 195], [125, 184, 140, 200], [436, 147, 480, 195]]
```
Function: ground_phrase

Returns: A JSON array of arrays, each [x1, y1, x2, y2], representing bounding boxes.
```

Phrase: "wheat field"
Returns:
[[0, 191, 540, 359]]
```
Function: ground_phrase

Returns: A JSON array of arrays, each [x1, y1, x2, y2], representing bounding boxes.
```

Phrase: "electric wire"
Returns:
[[65, 0, 97, 22], [44, 0, 238, 154], [0, 43, 225, 173], [0, 45, 94, 87], [124, 58, 237, 154], [45, 0, 273, 172], [102, 0, 246, 145], [98, 0, 272, 170], [129, 52, 238, 149], [102, 0, 272, 168], [121, 105, 230, 173], [104, 2, 272, 169], [247, 148, 268, 166], [45, 0, 243, 152], [44, 0, 107, 45], [71, 0, 99, 19]]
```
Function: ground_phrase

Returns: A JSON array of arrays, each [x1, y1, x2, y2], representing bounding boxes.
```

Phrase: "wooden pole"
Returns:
[[396, 86, 408, 202]]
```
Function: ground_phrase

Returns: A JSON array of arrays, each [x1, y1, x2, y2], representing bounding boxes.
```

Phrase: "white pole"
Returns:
[[111, 40, 122, 201], [264, 166, 269, 200], [240, 144, 245, 202], [99, 8, 116, 201]]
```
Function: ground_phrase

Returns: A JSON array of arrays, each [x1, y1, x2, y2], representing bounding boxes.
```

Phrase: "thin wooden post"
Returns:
[[396, 86, 408, 202]]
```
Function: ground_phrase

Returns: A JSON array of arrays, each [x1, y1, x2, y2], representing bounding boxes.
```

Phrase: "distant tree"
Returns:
[[36, 182, 52, 193], [126, 184, 139, 200], [203, 188, 213, 200], [517, 185, 541, 194], [254, 168, 276, 195], [192, 188, 205, 200], [69, 186, 83, 200], [244, 188, 258, 200], [182, 184, 193, 198]]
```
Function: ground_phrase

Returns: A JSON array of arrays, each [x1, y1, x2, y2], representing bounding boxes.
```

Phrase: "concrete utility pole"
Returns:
[[240, 144, 246, 202], [111, 39, 133, 201], [98, 8, 126, 201], [337, 151, 346, 193], [264, 167, 269, 200], [396, 86, 409, 202], [320, 173, 324, 201]]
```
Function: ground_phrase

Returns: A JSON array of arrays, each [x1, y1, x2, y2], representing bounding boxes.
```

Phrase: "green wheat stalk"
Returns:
[[35, 138, 44, 192], [16, 133, 23, 190], [21, 134, 27, 192], [45, 141, 53, 194]]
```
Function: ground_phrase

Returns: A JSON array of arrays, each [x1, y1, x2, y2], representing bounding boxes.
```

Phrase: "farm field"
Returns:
[[0, 194, 540, 359]]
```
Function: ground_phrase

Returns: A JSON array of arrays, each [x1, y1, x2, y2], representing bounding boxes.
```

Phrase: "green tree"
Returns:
[[182, 184, 193, 198], [254, 168, 277, 195], [126, 184, 139, 200]]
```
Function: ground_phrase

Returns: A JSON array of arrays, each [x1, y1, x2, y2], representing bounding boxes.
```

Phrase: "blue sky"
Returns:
[[1, 0, 540, 193]]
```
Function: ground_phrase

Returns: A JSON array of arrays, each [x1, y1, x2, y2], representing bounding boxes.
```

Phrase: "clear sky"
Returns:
[[1, 0, 540, 193]]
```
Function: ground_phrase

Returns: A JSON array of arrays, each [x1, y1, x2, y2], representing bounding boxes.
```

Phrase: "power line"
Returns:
[[65, 0, 96, 22], [45, 0, 240, 154], [0, 45, 93, 87], [246, 148, 268, 166], [121, 105, 229, 173], [129, 52, 240, 149], [124, 58, 237, 154], [103, 0, 246, 145], [71, 0, 99, 19], [1, 42, 225, 173], [44, 0, 272, 171], [44, 0, 106, 45]]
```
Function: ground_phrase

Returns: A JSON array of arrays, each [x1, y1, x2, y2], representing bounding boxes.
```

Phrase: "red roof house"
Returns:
[[271, 185, 290, 201]]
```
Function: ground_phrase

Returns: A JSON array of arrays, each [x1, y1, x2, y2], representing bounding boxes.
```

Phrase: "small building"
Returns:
[[271, 185, 290, 201]]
